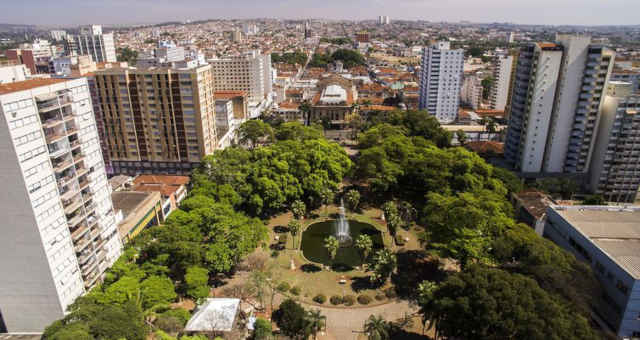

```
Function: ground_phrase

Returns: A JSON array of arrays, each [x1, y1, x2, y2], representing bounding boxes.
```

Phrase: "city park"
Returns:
[[42, 111, 605, 340]]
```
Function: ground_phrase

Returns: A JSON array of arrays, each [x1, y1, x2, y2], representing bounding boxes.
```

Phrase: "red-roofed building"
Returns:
[[214, 91, 248, 119], [132, 175, 190, 218]]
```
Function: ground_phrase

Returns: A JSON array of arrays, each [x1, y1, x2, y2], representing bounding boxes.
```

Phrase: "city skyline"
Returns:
[[1, 0, 638, 27]]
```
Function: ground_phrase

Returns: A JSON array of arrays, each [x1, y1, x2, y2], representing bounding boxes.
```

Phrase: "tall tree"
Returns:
[[355, 234, 373, 267], [324, 236, 339, 264], [273, 299, 310, 340], [184, 266, 209, 300], [238, 120, 274, 149], [291, 200, 306, 220], [370, 249, 396, 284], [305, 309, 326, 340], [288, 220, 302, 249], [345, 189, 361, 212]]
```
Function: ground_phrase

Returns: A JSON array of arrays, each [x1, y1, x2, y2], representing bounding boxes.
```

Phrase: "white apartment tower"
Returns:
[[490, 52, 515, 111], [69, 25, 116, 63], [505, 36, 615, 175], [504, 43, 564, 173], [419, 41, 464, 123], [461, 73, 483, 110], [0, 78, 122, 332], [208, 50, 273, 104]]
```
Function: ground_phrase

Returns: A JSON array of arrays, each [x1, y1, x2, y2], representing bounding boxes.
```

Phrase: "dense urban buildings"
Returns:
[[419, 41, 464, 124], [0, 78, 122, 332], [544, 205, 640, 338], [91, 64, 218, 175]]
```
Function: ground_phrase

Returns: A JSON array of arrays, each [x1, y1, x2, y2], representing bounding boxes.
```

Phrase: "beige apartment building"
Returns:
[[91, 64, 217, 175]]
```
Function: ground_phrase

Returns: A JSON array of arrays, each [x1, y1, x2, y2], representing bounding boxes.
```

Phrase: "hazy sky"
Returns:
[[2, 0, 638, 26]]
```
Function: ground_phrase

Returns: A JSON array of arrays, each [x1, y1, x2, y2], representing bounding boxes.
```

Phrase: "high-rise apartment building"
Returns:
[[543, 35, 614, 174], [461, 73, 483, 110], [208, 50, 273, 104], [589, 82, 640, 203], [505, 35, 614, 174], [67, 25, 116, 63], [378, 16, 390, 25], [0, 78, 122, 332], [504, 42, 564, 173], [419, 41, 464, 124], [91, 64, 217, 175], [50, 30, 67, 41], [490, 52, 515, 111]]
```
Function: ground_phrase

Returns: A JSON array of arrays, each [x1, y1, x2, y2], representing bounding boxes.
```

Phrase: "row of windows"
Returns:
[[28, 175, 54, 194], [8, 114, 38, 129], [14, 130, 42, 146], [25, 160, 49, 179], [2, 98, 33, 112], [33, 189, 58, 209]]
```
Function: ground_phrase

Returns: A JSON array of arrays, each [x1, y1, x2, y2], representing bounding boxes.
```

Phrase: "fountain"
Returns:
[[335, 198, 352, 245]]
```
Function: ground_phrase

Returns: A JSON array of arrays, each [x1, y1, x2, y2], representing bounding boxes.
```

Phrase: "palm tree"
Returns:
[[355, 234, 373, 269], [364, 315, 390, 340], [320, 188, 334, 217], [305, 309, 326, 340], [300, 100, 312, 126], [324, 236, 339, 264], [288, 220, 301, 249]]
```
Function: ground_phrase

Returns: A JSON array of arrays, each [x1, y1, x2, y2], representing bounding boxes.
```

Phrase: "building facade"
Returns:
[[544, 205, 640, 338], [0, 78, 122, 332], [208, 50, 272, 104], [461, 73, 483, 110], [91, 64, 217, 175], [418, 41, 464, 124], [504, 42, 564, 173], [0, 64, 30, 84], [69, 25, 116, 63], [490, 52, 515, 111], [589, 82, 640, 203]]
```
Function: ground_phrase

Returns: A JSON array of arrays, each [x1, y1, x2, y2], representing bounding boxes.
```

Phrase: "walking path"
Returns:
[[303, 300, 417, 340]]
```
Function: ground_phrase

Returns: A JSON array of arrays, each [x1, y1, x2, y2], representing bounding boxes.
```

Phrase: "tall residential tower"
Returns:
[[0, 78, 122, 332], [418, 41, 464, 124]]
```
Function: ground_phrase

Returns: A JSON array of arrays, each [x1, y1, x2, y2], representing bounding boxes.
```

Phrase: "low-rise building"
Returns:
[[131, 175, 190, 218], [112, 191, 163, 244], [544, 205, 640, 338]]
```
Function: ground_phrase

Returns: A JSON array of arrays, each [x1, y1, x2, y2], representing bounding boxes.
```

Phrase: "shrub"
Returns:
[[343, 295, 356, 306], [279, 233, 288, 244], [253, 317, 272, 340], [330, 295, 343, 305], [384, 287, 397, 299], [357, 295, 372, 305], [160, 308, 191, 325], [155, 315, 183, 333], [313, 294, 326, 304], [271, 250, 279, 258], [277, 282, 291, 292], [290, 286, 301, 296], [375, 293, 386, 301]]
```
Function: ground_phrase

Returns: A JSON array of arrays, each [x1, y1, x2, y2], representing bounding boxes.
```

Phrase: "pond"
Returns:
[[300, 220, 384, 268]]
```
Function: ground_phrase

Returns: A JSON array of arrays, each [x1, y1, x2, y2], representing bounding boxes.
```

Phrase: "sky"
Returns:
[[1, 0, 638, 27]]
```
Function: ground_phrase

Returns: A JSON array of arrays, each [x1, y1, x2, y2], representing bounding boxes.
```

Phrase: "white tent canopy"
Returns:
[[184, 298, 241, 332]]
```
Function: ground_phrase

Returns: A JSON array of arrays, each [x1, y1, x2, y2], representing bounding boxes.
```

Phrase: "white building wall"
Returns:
[[520, 48, 563, 173], [0, 64, 30, 84], [419, 41, 464, 124], [491, 54, 514, 111], [543, 35, 592, 173]]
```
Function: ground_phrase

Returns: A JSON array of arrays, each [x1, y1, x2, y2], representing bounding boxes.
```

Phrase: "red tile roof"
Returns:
[[0, 78, 67, 95]]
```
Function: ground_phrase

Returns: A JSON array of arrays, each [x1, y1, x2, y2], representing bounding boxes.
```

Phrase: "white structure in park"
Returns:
[[419, 41, 464, 123], [185, 298, 242, 333], [0, 78, 122, 332]]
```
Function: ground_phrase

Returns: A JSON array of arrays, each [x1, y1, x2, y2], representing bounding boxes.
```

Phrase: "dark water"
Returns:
[[301, 220, 383, 267]]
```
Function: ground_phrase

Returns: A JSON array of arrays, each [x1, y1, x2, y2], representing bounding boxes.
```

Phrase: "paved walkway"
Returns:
[[303, 300, 417, 340]]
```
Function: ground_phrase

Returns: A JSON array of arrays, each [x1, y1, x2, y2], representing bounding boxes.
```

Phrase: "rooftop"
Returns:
[[552, 205, 640, 279], [0, 78, 67, 95], [185, 298, 241, 332], [132, 175, 190, 197], [112, 191, 157, 218]]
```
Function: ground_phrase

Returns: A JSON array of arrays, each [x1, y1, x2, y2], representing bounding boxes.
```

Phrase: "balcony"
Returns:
[[70, 139, 82, 150], [52, 158, 74, 173], [81, 257, 98, 275], [59, 183, 79, 201], [45, 130, 67, 144], [67, 213, 84, 227], [78, 176, 91, 190], [74, 236, 92, 253], [63, 198, 83, 215], [72, 152, 85, 163], [70, 223, 90, 242]]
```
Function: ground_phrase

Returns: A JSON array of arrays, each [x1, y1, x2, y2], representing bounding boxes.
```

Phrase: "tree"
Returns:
[[345, 189, 361, 212], [370, 249, 396, 284], [421, 265, 599, 340], [291, 200, 306, 220], [320, 187, 335, 216], [299, 101, 311, 125], [48, 323, 94, 340], [305, 309, 326, 340], [273, 299, 310, 339], [364, 315, 390, 340], [238, 120, 274, 149], [140, 275, 177, 309], [481, 76, 494, 100], [455, 129, 467, 146], [288, 220, 302, 249], [253, 318, 272, 340], [117, 47, 138, 64], [355, 234, 373, 267], [324, 236, 339, 263], [184, 266, 209, 300]]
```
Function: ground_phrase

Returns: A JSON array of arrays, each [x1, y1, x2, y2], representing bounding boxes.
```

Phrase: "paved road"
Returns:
[[304, 300, 418, 340]]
